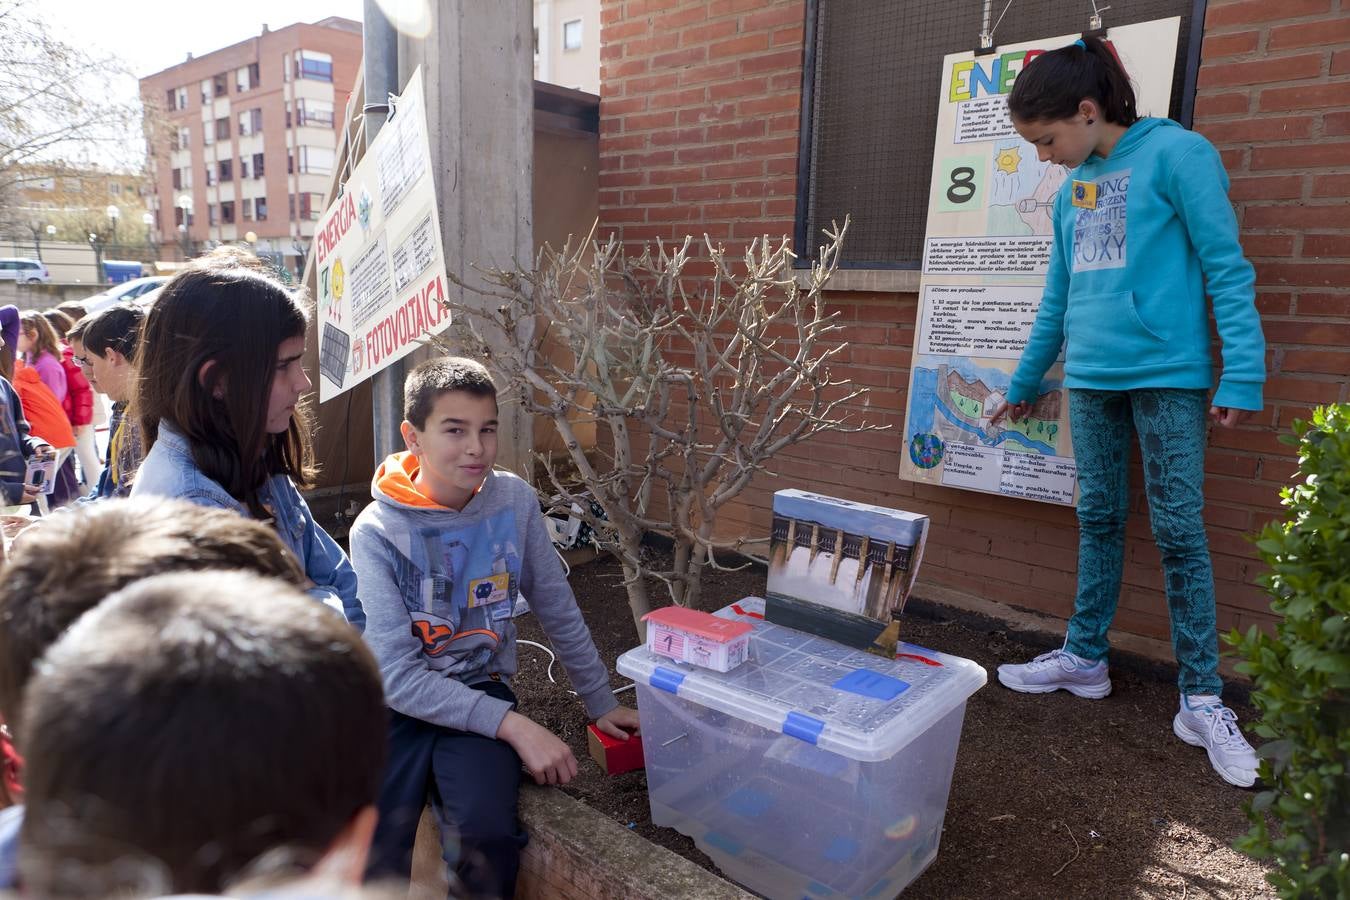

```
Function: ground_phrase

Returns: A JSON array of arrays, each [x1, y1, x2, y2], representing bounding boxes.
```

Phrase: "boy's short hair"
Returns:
[[0, 497, 306, 724], [403, 356, 498, 430], [79, 304, 145, 362], [54, 302, 86, 323], [18, 570, 386, 898]]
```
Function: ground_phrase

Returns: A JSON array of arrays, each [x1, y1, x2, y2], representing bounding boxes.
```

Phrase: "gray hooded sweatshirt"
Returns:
[[349, 452, 618, 738]]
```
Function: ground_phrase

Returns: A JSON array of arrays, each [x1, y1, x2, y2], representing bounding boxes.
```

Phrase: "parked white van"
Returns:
[[0, 258, 51, 283]]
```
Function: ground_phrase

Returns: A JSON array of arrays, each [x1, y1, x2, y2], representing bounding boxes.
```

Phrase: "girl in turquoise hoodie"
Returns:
[[989, 37, 1265, 788]]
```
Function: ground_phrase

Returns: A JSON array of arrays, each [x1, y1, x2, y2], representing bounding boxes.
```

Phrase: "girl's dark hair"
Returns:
[[1008, 35, 1138, 126], [19, 311, 62, 361], [133, 262, 316, 517]]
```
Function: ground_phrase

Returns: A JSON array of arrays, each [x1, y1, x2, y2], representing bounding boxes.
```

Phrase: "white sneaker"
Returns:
[[1173, 695, 1259, 788], [996, 648, 1112, 699]]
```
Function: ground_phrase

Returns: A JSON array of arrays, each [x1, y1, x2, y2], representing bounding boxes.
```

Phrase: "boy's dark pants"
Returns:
[[366, 681, 528, 898]]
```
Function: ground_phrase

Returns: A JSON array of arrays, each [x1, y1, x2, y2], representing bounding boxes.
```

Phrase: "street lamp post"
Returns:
[[175, 195, 193, 261], [36, 224, 56, 261], [88, 232, 105, 285], [106, 205, 120, 251]]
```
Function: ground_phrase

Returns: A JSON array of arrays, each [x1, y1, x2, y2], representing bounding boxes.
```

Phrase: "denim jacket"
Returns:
[[130, 422, 364, 630]]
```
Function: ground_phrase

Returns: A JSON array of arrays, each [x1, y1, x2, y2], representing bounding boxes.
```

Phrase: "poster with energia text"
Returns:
[[315, 67, 450, 402], [899, 18, 1180, 505]]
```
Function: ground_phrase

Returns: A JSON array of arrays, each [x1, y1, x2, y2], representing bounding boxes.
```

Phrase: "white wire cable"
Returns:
[[517, 639, 635, 696]]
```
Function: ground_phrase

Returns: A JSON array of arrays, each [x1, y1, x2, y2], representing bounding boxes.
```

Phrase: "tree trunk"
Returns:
[[620, 535, 652, 639], [684, 541, 709, 610]]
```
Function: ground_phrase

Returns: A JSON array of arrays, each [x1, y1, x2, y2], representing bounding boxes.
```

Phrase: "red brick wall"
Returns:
[[598, 0, 1349, 643]]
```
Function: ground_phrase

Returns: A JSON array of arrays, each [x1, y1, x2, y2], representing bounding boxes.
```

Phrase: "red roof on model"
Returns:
[[643, 607, 753, 642]]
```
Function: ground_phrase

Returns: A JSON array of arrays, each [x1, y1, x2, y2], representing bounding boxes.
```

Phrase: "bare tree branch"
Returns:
[[435, 218, 885, 635]]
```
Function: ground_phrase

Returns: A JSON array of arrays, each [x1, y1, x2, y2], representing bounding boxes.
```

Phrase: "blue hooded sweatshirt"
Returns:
[[1007, 118, 1264, 411]]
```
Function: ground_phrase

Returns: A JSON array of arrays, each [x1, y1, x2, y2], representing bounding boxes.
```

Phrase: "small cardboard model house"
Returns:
[[642, 607, 752, 672], [764, 489, 929, 655]]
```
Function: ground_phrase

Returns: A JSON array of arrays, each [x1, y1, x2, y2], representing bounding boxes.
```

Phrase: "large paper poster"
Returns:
[[899, 19, 1181, 505], [316, 67, 449, 402]]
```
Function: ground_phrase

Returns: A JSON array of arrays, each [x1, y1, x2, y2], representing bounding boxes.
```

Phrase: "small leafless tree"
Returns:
[[440, 220, 887, 636]]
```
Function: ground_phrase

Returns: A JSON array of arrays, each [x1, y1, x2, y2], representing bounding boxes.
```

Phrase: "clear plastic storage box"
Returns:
[[616, 597, 987, 899]]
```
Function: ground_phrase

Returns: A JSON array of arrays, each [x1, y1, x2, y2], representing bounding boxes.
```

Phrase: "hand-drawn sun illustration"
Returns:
[[995, 146, 1022, 175]]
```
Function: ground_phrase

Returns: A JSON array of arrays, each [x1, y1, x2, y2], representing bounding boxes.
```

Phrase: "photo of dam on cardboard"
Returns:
[[765, 490, 929, 653]]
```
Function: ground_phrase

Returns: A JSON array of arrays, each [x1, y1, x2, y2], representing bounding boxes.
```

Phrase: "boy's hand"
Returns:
[[594, 705, 641, 740], [497, 710, 578, 786]]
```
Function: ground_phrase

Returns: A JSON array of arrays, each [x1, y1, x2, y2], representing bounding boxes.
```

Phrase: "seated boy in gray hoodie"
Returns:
[[350, 357, 638, 898]]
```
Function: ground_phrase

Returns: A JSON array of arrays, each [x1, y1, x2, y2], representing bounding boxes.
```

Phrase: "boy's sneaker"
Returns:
[[1173, 695, 1259, 788], [996, 648, 1112, 699]]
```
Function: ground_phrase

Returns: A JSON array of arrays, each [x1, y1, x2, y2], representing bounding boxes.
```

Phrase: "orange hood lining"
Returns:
[[373, 452, 444, 509]]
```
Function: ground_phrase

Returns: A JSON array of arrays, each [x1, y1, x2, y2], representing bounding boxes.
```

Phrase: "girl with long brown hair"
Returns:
[[129, 257, 362, 628]]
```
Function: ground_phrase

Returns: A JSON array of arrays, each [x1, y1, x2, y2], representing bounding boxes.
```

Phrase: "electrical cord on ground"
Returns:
[[517, 639, 636, 697]]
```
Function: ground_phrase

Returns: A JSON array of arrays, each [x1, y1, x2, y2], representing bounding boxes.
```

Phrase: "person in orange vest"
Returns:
[[2, 351, 76, 511]]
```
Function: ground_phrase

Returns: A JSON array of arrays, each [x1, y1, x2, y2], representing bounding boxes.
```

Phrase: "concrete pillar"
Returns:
[[395, 0, 536, 478]]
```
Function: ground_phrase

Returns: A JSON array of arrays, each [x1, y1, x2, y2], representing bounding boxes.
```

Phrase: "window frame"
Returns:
[[790, 0, 1210, 271], [562, 18, 583, 52]]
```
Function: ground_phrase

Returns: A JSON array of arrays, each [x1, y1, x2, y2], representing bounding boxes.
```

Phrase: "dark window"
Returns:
[[248, 62, 260, 88], [255, 197, 268, 221], [220, 201, 235, 224], [215, 117, 230, 140], [794, 0, 1201, 268], [301, 192, 324, 220], [253, 153, 265, 177], [174, 206, 185, 227], [287, 153, 294, 175], [171, 168, 182, 190], [165, 88, 177, 110], [218, 159, 232, 182], [240, 157, 250, 179], [214, 73, 228, 96], [285, 103, 292, 129]]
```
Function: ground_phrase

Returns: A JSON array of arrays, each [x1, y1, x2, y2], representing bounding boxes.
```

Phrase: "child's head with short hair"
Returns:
[[0, 496, 306, 726], [54, 302, 86, 324], [18, 570, 386, 897], [402, 356, 498, 429], [72, 305, 144, 402], [399, 358, 499, 510]]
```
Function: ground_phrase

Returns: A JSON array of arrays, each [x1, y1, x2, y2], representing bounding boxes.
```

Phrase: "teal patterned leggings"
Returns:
[[1064, 388, 1222, 696]]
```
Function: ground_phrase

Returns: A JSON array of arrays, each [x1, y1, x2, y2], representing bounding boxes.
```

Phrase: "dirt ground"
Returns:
[[513, 551, 1277, 899]]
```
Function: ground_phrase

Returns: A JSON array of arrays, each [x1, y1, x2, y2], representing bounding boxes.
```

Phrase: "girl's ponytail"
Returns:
[[1008, 34, 1139, 126]]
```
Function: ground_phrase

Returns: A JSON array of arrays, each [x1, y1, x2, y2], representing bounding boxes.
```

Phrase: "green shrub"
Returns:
[[1228, 405, 1350, 898]]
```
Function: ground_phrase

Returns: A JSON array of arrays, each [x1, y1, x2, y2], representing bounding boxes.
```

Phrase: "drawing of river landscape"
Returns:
[[905, 356, 1066, 471]]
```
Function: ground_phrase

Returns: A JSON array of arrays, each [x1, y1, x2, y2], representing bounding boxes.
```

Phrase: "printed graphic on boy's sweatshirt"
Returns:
[[404, 508, 521, 670], [1072, 170, 1130, 273]]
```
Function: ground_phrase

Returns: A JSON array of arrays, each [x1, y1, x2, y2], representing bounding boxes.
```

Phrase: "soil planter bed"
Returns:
[[504, 551, 1276, 899]]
